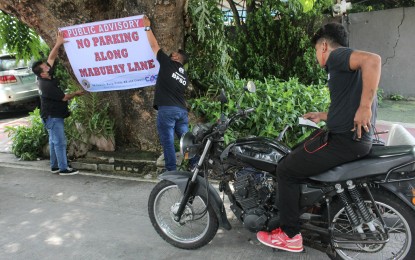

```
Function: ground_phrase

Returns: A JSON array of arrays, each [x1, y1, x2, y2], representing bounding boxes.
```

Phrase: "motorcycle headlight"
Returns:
[[180, 132, 199, 159]]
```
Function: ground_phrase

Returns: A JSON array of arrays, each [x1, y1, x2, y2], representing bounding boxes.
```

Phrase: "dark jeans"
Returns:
[[43, 117, 69, 171], [156, 106, 189, 171], [277, 129, 372, 238]]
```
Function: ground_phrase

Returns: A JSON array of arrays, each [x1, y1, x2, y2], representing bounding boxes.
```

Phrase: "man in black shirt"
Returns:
[[257, 23, 381, 252], [32, 31, 84, 176], [143, 16, 190, 171]]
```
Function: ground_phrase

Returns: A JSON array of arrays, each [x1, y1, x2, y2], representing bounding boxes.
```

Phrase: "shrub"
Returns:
[[377, 88, 384, 105], [389, 94, 404, 101], [4, 108, 48, 160], [190, 77, 330, 147]]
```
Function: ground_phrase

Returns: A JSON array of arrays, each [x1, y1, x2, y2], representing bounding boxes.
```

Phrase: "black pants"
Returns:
[[277, 129, 372, 238]]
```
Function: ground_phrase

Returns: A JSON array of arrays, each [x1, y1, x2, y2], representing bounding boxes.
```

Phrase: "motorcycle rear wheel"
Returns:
[[148, 180, 219, 249], [328, 189, 415, 260]]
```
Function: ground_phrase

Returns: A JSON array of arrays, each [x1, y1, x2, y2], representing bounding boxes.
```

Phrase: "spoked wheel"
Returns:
[[329, 190, 415, 260], [148, 180, 219, 249]]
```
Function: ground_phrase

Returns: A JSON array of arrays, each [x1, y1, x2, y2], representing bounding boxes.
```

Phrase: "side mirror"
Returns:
[[245, 81, 256, 93]]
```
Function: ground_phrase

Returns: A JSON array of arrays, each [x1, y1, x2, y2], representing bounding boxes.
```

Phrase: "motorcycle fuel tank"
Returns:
[[230, 137, 290, 173]]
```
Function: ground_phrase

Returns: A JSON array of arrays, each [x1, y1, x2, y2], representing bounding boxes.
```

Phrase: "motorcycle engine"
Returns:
[[233, 168, 279, 232]]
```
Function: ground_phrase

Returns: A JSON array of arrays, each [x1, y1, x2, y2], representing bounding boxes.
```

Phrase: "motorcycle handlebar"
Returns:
[[214, 108, 255, 136]]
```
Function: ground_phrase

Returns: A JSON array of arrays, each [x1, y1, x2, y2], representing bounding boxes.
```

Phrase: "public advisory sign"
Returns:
[[60, 15, 160, 92]]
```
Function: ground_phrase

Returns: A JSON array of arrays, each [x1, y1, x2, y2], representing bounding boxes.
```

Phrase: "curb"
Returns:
[[0, 152, 160, 181], [67, 149, 161, 179], [0, 159, 160, 183], [68, 159, 159, 179]]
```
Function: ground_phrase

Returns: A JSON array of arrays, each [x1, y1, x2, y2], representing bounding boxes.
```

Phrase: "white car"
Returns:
[[0, 54, 39, 112]]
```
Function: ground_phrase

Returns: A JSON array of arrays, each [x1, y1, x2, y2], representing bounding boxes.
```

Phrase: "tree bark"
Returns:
[[0, 0, 187, 151]]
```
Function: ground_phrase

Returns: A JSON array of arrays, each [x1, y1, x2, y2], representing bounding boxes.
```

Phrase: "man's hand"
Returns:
[[56, 30, 68, 46], [303, 112, 327, 123], [143, 15, 151, 27], [74, 90, 86, 96], [142, 15, 160, 55], [353, 106, 372, 138], [62, 90, 86, 101], [47, 30, 68, 67]]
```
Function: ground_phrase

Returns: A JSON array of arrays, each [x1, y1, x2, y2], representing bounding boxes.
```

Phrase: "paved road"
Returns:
[[0, 166, 328, 260]]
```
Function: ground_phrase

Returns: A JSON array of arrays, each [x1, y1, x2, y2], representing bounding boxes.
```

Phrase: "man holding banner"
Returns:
[[32, 31, 85, 176], [143, 15, 190, 171]]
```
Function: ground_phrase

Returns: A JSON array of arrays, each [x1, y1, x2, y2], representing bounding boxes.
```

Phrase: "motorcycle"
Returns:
[[148, 82, 415, 259]]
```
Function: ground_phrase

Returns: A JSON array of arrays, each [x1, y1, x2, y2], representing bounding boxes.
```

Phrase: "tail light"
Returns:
[[0, 75, 18, 84]]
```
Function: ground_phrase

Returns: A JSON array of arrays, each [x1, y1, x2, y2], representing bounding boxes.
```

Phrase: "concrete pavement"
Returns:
[[0, 165, 328, 260]]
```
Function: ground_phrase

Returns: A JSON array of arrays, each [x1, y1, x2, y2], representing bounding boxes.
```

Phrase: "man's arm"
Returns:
[[143, 16, 160, 56], [349, 50, 381, 138], [47, 30, 67, 67]]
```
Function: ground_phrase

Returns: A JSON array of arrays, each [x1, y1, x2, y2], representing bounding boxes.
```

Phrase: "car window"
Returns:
[[0, 55, 32, 72]]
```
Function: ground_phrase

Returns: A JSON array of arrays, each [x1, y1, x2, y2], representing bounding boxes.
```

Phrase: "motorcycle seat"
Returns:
[[309, 145, 415, 183], [366, 145, 414, 158]]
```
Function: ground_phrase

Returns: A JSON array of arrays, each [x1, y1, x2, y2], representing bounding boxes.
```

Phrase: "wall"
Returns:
[[347, 7, 415, 98]]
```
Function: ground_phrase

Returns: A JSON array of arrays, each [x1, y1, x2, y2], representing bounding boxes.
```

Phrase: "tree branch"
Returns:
[[226, 0, 242, 27]]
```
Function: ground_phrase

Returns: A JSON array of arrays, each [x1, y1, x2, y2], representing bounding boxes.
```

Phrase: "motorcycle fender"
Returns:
[[379, 180, 415, 211], [159, 171, 232, 230]]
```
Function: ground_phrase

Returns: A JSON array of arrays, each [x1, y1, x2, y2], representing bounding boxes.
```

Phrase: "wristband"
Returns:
[[144, 26, 151, 31]]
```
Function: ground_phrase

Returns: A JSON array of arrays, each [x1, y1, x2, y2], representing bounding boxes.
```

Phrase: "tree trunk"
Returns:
[[0, 0, 187, 151]]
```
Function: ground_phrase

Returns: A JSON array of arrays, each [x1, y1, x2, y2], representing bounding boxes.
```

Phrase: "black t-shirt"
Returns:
[[153, 49, 188, 110], [326, 48, 377, 139], [38, 63, 69, 119]]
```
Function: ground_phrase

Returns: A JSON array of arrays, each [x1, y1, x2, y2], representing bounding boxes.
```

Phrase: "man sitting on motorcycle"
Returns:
[[257, 22, 381, 252]]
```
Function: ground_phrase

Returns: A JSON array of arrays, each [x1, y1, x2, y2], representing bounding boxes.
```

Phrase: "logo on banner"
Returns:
[[145, 75, 158, 82], [82, 79, 91, 89]]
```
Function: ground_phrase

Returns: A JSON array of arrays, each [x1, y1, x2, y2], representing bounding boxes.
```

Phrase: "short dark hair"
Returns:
[[311, 23, 349, 47], [178, 49, 189, 65], [32, 60, 44, 77]]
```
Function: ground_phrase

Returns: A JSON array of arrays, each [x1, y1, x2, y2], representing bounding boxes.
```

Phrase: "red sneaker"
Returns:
[[257, 228, 303, 252]]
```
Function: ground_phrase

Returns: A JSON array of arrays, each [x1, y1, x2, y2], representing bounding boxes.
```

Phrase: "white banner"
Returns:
[[60, 15, 159, 92]]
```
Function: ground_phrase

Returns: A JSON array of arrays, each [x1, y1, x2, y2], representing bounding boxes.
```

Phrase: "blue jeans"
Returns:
[[157, 106, 189, 171], [43, 117, 69, 171]]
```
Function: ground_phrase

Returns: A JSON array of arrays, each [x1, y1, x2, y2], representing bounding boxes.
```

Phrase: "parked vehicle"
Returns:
[[0, 54, 39, 112], [148, 82, 415, 259]]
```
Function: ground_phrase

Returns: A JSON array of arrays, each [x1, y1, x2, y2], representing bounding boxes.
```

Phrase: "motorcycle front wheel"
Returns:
[[148, 180, 219, 249], [328, 189, 415, 260]]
